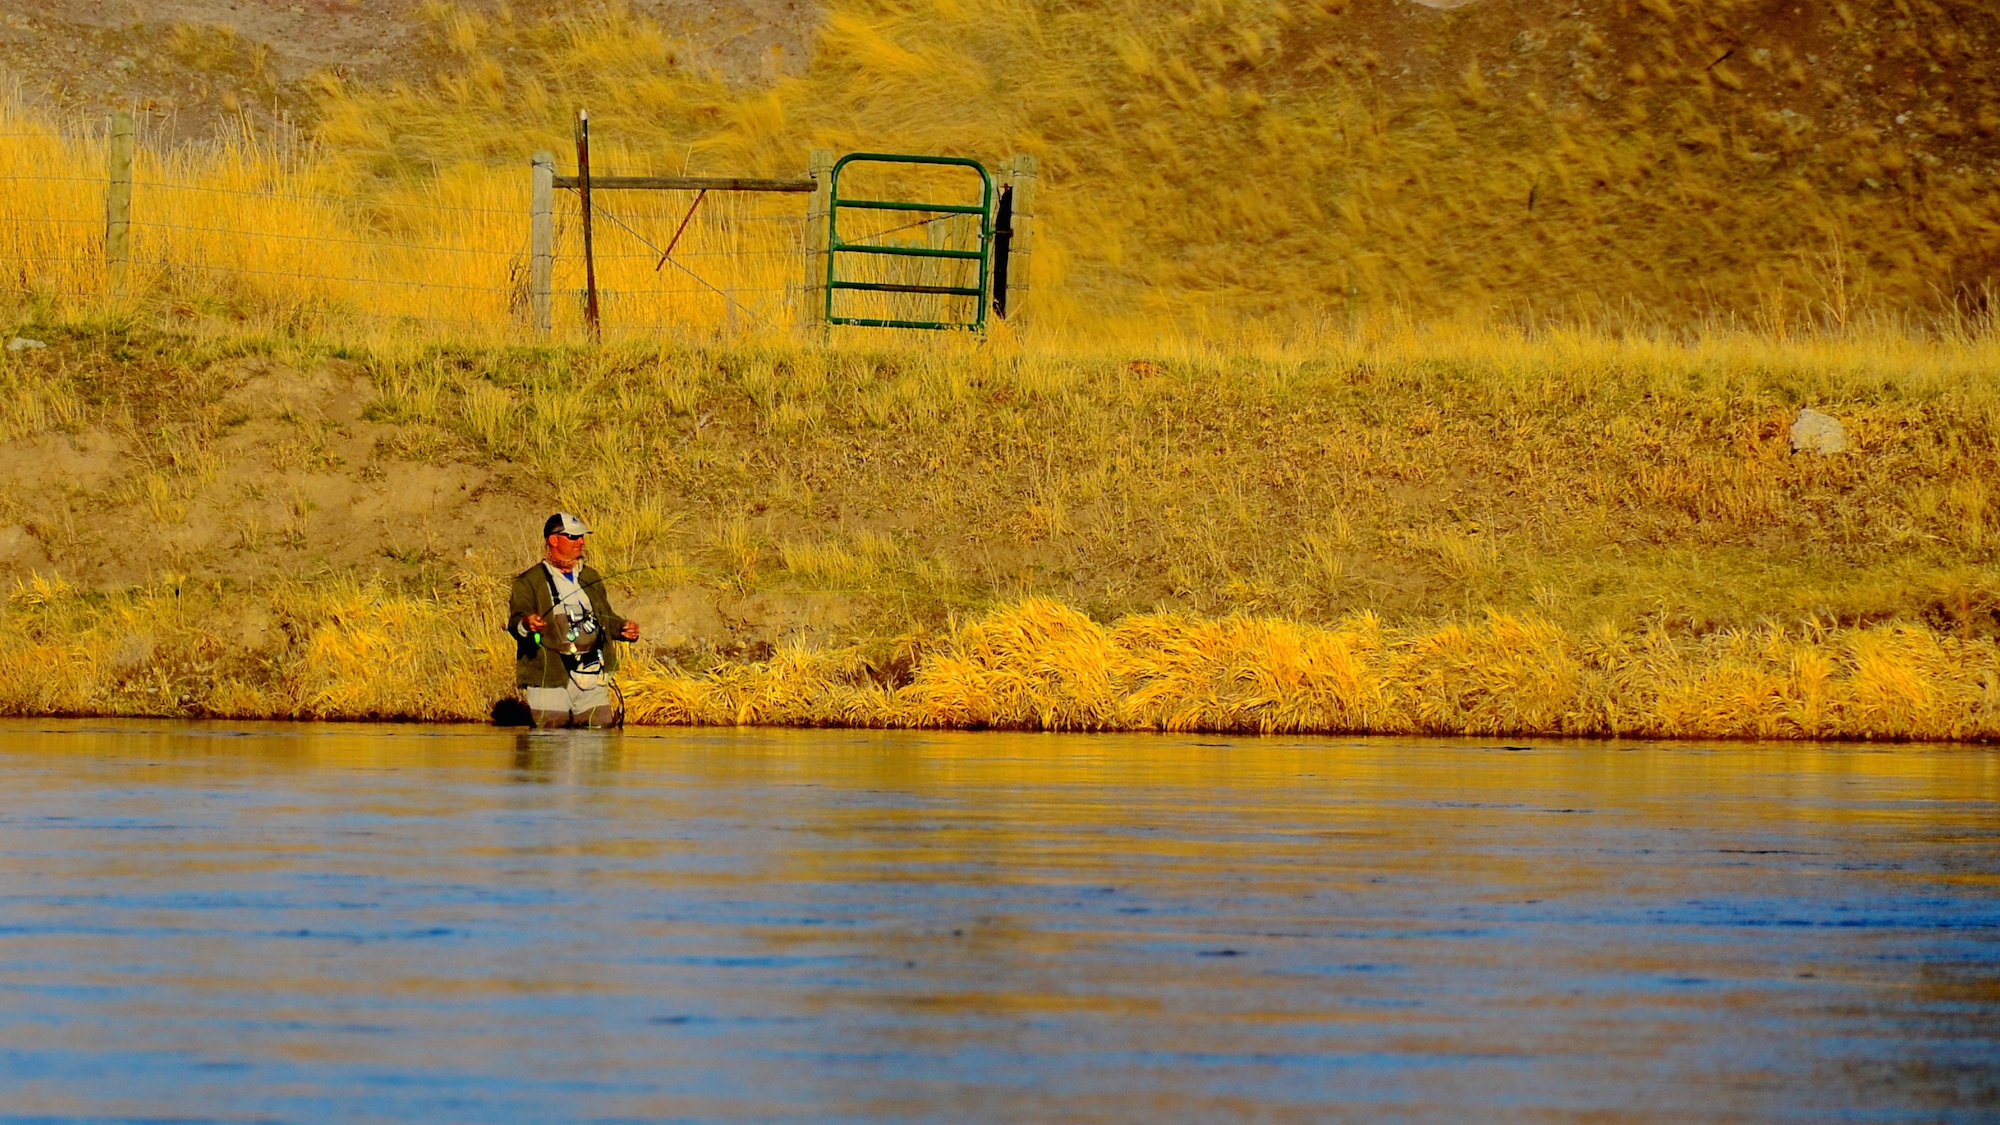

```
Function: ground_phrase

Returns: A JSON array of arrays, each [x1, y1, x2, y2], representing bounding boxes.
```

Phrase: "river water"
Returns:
[[0, 721, 1995, 1123]]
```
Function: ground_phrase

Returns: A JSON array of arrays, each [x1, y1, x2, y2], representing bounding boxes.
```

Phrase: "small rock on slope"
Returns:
[[1790, 408, 1849, 455]]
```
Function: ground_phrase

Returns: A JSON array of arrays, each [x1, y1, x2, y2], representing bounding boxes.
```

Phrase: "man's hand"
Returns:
[[620, 619, 640, 642], [524, 612, 546, 634]]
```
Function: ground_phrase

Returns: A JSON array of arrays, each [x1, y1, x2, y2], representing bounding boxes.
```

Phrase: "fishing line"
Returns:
[[525, 559, 683, 643]]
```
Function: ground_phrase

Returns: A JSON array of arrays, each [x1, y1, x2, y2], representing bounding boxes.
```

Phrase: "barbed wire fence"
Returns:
[[532, 134, 816, 342], [0, 118, 815, 343], [555, 194, 811, 341], [2, 114, 1038, 343]]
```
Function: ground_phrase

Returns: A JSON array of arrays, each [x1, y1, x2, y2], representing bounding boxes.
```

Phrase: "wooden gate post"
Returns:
[[803, 148, 833, 338], [530, 151, 554, 337], [1001, 154, 1037, 328], [105, 109, 134, 300], [574, 110, 600, 342]]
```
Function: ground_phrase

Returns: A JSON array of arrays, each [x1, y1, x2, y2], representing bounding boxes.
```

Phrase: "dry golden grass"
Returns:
[[619, 598, 2000, 740], [253, 0, 2000, 330], [0, 570, 509, 720], [7, 0, 2000, 339], [3, 577, 1991, 739], [0, 98, 806, 341]]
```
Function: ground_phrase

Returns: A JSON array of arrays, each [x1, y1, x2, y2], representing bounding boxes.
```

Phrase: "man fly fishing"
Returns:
[[508, 512, 641, 729]]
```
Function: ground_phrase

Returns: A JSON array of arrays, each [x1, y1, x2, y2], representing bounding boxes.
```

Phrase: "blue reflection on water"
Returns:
[[0, 721, 1995, 1123]]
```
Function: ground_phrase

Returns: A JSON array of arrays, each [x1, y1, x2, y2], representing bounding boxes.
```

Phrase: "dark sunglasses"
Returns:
[[555, 533, 585, 541]]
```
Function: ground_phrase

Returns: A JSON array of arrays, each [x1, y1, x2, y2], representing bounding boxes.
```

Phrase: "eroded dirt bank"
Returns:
[[0, 341, 865, 666]]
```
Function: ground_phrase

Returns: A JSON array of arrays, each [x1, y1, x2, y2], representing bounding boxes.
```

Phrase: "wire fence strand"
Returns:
[[131, 179, 534, 216], [4, 168, 818, 338], [0, 175, 118, 186], [128, 257, 515, 294]]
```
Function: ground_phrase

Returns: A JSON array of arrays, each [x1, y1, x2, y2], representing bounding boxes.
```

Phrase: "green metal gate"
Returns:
[[825, 153, 993, 332]]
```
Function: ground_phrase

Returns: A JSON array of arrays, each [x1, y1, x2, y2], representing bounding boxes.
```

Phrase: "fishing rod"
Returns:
[[577, 561, 687, 592], [523, 559, 683, 647]]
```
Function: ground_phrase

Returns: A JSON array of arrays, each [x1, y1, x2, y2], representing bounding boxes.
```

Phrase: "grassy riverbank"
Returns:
[[5, 0, 1997, 738], [0, 318, 1994, 738]]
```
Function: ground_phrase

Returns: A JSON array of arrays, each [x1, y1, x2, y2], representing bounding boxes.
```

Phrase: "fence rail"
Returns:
[[551, 175, 815, 193]]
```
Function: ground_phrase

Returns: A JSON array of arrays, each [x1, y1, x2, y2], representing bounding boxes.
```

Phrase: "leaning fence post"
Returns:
[[105, 109, 134, 301], [530, 151, 554, 338], [574, 110, 600, 342], [803, 148, 833, 338], [1002, 154, 1037, 328]]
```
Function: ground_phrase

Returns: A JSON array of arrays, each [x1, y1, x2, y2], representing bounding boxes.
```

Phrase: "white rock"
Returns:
[[1790, 408, 1849, 455], [5, 337, 46, 352]]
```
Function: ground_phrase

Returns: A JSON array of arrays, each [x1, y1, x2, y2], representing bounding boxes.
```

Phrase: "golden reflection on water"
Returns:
[[1, 720, 1996, 1122], [24, 719, 1989, 795]]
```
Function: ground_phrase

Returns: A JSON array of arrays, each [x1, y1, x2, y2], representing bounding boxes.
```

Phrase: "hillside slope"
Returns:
[[302, 0, 2000, 327], [8, 0, 1995, 329], [0, 0, 817, 142]]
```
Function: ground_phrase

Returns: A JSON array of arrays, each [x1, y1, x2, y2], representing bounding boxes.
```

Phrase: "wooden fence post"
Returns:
[[803, 148, 833, 338], [105, 109, 134, 300], [530, 151, 554, 338], [1002, 154, 1037, 328], [575, 110, 600, 342]]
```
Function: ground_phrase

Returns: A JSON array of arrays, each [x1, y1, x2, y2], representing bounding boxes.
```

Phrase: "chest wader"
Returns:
[[532, 567, 624, 728]]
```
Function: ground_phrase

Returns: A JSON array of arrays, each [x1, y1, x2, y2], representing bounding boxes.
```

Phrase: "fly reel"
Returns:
[[543, 609, 602, 656]]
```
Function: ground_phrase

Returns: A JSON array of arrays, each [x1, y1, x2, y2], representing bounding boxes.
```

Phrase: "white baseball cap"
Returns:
[[543, 512, 591, 538]]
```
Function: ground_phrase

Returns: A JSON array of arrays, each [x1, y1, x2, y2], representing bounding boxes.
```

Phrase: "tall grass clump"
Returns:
[[618, 599, 2000, 740], [0, 570, 509, 720], [3, 582, 1992, 739]]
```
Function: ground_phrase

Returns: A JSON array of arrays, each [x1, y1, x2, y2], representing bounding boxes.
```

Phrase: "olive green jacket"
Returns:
[[507, 562, 630, 688]]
